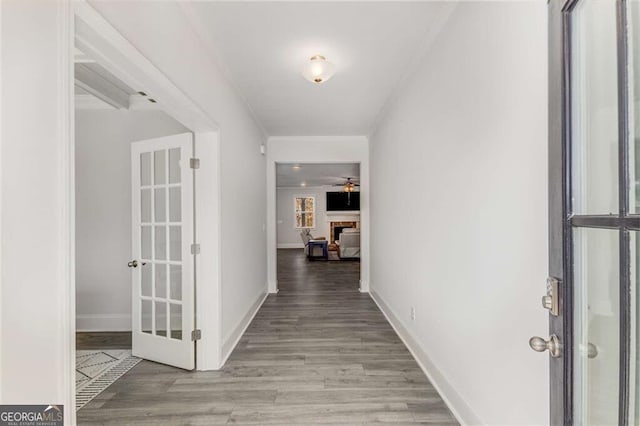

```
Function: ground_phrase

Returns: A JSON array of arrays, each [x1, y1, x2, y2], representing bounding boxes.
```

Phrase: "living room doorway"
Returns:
[[275, 163, 362, 290]]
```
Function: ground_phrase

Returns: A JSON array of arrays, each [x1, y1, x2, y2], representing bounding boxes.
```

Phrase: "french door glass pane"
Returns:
[[573, 227, 620, 425], [168, 148, 181, 184], [155, 226, 167, 260], [170, 303, 182, 340], [632, 232, 639, 425], [141, 226, 151, 260], [169, 187, 181, 222], [155, 263, 167, 299], [170, 265, 182, 301], [141, 189, 151, 223], [141, 265, 152, 297], [140, 152, 151, 186], [630, 3, 640, 423], [141, 299, 152, 334], [154, 188, 166, 223], [571, 0, 619, 215], [137, 147, 186, 341], [155, 301, 167, 337], [154, 150, 166, 185], [170, 226, 181, 261]]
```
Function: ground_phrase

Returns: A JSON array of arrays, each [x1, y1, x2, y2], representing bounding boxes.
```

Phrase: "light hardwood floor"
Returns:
[[77, 249, 457, 425]]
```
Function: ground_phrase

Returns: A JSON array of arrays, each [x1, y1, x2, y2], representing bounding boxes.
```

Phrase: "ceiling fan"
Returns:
[[333, 177, 360, 193]]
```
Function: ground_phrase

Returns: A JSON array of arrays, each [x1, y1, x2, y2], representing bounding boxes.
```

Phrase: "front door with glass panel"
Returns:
[[546, 0, 640, 424], [130, 133, 195, 370]]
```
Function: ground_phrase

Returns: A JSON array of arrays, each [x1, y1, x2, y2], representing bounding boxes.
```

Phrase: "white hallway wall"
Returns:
[[75, 109, 188, 331], [369, 2, 548, 426], [1, 0, 72, 405], [90, 1, 268, 351]]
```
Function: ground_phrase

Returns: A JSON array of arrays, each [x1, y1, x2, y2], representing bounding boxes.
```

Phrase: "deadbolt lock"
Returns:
[[542, 277, 560, 316]]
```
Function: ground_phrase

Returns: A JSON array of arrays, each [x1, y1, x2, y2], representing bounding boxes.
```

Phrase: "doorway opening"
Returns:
[[74, 47, 198, 405], [69, 4, 222, 421], [275, 163, 361, 293]]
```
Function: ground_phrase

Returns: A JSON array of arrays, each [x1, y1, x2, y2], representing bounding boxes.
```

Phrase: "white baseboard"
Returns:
[[369, 290, 482, 426], [277, 243, 304, 249], [221, 292, 268, 365], [76, 314, 131, 332]]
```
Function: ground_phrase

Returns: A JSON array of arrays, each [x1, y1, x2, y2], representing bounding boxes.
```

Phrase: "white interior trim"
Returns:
[[60, 1, 75, 421], [0, 0, 3, 401], [369, 290, 482, 426], [73, 1, 218, 133], [194, 131, 223, 370], [74, 94, 117, 110], [76, 314, 131, 332], [74, 93, 161, 111], [221, 292, 268, 365], [277, 243, 304, 249]]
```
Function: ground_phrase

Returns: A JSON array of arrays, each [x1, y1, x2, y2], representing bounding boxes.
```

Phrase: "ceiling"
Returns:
[[185, 2, 453, 136], [276, 163, 360, 188]]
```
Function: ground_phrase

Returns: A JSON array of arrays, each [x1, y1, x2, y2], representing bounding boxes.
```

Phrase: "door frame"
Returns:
[[67, 2, 223, 422], [265, 136, 370, 293], [549, 0, 634, 424]]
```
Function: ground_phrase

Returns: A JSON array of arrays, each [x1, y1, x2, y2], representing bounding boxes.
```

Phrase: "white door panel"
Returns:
[[131, 132, 194, 370]]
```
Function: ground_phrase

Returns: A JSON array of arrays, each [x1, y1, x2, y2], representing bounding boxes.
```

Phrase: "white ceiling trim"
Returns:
[[74, 93, 163, 111], [74, 94, 116, 110]]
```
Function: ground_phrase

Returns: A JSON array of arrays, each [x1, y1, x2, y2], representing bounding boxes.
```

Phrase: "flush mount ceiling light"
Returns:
[[301, 55, 335, 84]]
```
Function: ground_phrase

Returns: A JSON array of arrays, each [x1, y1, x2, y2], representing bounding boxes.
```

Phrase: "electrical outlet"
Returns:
[[410, 307, 416, 321]]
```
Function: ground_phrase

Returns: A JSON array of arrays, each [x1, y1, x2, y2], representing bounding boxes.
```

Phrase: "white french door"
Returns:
[[130, 133, 195, 370]]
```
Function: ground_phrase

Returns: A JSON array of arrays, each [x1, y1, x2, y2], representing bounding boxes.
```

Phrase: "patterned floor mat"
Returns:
[[76, 350, 141, 410]]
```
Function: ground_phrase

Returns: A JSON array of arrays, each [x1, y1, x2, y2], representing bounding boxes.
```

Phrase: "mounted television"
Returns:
[[326, 191, 360, 211]]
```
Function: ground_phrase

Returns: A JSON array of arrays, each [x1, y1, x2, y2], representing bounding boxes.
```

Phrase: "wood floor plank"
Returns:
[[76, 332, 132, 350], [77, 249, 458, 425], [228, 402, 414, 424]]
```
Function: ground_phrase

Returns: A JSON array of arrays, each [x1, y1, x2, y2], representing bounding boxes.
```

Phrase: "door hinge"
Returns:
[[190, 158, 200, 169], [191, 329, 202, 341], [191, 243, 200, 255]]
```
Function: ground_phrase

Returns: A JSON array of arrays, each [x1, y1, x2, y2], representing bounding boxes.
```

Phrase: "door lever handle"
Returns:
[[529, 334, 562, 358], [127, 260, 146, 268]]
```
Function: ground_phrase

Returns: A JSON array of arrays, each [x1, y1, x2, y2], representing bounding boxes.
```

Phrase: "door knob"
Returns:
[[529, 334, 562, 358], [128, 260, 139, 268], [583, 342, 598, 359]]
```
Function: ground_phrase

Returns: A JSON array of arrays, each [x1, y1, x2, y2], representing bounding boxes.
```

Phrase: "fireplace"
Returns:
[[330, 221, 358, 243]]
